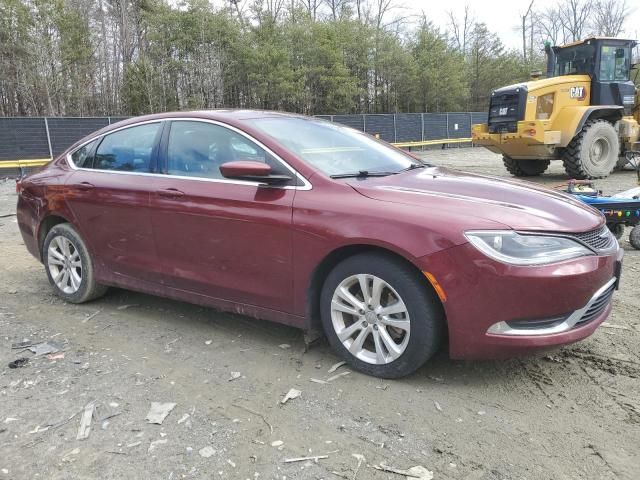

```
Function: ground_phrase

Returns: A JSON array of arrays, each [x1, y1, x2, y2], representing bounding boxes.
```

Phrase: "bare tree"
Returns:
[[299, 0, 320, 20], [534, 6, 566, 46], [559, 0, 592, 42], [324, 0, 351, 20], [447, 4, 473, 55], [521, 0, 534, 62], [591, 0, 629, 36]]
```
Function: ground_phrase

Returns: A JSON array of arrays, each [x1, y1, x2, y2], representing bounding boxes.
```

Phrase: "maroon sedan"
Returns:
[[16, 111, 623, 378]]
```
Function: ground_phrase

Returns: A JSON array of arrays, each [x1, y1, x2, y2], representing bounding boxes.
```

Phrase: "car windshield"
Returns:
[[245, 117, 421, 177]]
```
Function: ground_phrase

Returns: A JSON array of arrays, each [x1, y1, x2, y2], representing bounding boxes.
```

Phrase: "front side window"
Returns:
[[71, 139, 98, 168], [599, 45, 630, 82], [94, 123, 161, 172], [166, 121, 285, 179]]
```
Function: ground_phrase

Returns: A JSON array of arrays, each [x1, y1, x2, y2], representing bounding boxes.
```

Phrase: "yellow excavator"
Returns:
[[472, 37, 639, 179]]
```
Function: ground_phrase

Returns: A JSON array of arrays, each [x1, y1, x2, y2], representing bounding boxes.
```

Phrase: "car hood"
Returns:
[[347, 167, 604, 232]]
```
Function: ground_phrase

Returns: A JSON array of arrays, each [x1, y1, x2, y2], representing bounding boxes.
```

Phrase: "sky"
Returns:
[[405, 0, 640, 50]]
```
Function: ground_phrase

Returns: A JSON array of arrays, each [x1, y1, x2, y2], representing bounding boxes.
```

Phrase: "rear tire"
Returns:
[[502, 156, 550, 177], [609, 223, 625, 240], [320, 252, 444, 378], [43, 223, 108, 303], [562, 120, 619, 179], [630, 226, 640, 250]]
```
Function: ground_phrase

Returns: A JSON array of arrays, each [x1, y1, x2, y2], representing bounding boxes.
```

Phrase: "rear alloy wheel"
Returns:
[[320, 253, 443, 378], [502, 156, 550, 177], [562, 120, 619, 179], [43, 223, 107, 303]]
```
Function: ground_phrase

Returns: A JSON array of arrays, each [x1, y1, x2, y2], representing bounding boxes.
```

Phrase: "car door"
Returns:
[[64, 121, 163, 282], [149, 119, 296, 313]]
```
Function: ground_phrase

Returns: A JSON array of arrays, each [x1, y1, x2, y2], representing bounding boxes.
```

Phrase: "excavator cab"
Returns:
[[546, 38, 636, 114]]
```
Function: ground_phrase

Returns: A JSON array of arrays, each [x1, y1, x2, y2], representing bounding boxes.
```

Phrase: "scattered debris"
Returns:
[[310, 378, 328, 384], [278, 344, 291, 349], [352, 453, 365, 479], [4, 418, 19, 423], [28, 341, 62, 356], [327, 371, 351, 382], [205, 340, 212, 345], [148, 439, 168, 453], [328, 361, 346, 373], [231, 404, 273, 434], [226, 459, 236, 468], [228, 372, 242, 382], [11, 340, 33, 349], [77, 401, 96, 440], [127, 441, 142, 448], [177, 414, 190, 425], [601, 322, 632, 331], [8, 357, 29, 369], [271, 440, 283, 447], [284, 455, 329, 463], [117, 304, 139, 310], [199, 446, 216, 458], [82, 310, 102, 323], [146, 402, 177, 425], [372, 463, 433, 479], [434, 401, 443, 412], [47, 353, 65, 360], [281, 388, 301, 404], [478, 410, 486, 416]]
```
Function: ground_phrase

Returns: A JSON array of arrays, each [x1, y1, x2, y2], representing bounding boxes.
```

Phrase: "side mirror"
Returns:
[[219, 160, 292, 185]]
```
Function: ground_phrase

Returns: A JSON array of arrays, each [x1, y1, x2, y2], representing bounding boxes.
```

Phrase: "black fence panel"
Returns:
[[422, 114, 448, 140], [447, 113, 472, 139], [0, 118, 49, 160], [395, 114, 422, 142], [47, 118, 110, 156], [332, 114, 364, 131], [471, 112, 489, 125], [109, 116, 131, 125], [364, 114, 395, 142]]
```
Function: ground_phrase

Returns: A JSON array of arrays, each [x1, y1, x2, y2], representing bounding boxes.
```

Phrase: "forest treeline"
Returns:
[[0, 0, 634, 117]]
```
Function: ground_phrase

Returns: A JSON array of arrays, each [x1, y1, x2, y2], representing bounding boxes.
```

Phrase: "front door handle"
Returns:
[[73, 182, 95, 191], [156, 188, 185, 198]]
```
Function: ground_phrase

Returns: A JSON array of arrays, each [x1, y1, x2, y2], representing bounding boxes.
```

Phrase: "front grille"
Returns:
[[568, 225, 615, 251], [488, 87, 526, 133], [575, 281, 616, 326]]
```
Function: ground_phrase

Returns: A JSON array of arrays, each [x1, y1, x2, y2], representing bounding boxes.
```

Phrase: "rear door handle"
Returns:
[[73, 182, 95, 191], [156, 188, 185, 198]]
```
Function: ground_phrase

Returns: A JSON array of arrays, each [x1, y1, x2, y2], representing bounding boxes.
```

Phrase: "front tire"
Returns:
[[320, 252, 444, 378], [502, 156, 550, 177], [562, 120, 619, 179], [43, 223, 107, 303]]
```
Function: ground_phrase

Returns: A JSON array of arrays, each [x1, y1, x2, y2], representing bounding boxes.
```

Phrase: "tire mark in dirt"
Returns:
[[517, 358, 556, 405]]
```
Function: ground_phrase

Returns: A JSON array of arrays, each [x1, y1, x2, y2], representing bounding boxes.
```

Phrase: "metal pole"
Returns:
[[43, 118, 53, 160], [393, 114, 397, 143], [362, 114, 366, 134], [108, 116, 112, 125]]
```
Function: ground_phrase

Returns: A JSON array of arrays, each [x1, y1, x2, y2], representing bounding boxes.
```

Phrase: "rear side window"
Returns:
[[71, 139, 98, 168], [94, 123, 161, 172]]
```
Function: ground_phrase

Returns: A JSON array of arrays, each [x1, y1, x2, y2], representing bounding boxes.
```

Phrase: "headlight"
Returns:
[[465, 230, 593, 265], [536, 93, 554, 120]]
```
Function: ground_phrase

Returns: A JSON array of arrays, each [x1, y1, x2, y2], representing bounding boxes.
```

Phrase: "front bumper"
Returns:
[[419, 242, 623, 360], [472, 122, 561, 160]]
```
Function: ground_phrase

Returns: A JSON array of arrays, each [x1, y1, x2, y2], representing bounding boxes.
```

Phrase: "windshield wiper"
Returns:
[[330, 170, 397, 179], [399, 163, 430, 172]]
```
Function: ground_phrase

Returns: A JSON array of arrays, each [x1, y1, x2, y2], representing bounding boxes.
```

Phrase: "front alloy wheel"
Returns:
[[331, 274, 411, 364], [320, 252, 444, 378]]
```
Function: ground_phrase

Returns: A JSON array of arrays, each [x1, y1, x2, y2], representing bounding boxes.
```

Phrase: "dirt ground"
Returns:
[[1, 148, 639, 480]]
